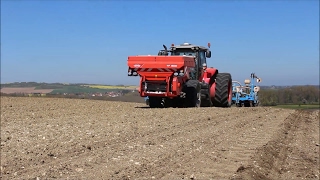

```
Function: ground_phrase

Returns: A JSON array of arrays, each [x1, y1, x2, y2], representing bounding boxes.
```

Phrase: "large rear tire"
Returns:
[[213, 73, 232, 107]]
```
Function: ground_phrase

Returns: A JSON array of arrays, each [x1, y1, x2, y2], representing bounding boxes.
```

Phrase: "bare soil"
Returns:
[[1, 97, 319, 180]]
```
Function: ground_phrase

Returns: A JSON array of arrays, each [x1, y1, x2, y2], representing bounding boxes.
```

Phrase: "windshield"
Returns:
[[172, 50, 195, 56]]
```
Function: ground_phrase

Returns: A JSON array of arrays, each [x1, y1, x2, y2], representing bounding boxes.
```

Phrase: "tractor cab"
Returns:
[[158, 42, 212, 80]]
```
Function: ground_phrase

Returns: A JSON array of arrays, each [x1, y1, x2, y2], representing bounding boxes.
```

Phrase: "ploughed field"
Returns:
[[1, 97, 319, 180]]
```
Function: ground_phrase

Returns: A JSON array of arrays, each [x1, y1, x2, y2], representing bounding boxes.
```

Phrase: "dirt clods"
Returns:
[[1, 97, 319, 179]]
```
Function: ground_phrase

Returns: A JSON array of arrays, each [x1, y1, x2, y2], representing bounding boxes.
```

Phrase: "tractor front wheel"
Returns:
[[149, 97, 164, 108], [183, 80, 201, 108]]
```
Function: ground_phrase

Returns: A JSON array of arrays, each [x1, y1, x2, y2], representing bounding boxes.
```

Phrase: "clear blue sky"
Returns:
[[1, 0, 319, 86]]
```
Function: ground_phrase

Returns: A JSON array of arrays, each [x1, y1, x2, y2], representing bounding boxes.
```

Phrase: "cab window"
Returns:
[[199, 51, 206, 67], [172, 51, 195, 56]]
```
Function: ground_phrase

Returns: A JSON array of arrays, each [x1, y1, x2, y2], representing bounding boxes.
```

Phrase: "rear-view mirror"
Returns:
[[206, 50, 211, 58]]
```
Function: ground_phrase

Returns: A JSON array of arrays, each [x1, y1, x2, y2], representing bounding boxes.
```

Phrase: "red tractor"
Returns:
[[127, 42, 233, 108]]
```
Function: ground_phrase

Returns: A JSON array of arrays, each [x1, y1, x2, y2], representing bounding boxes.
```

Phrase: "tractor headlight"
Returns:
[[133, 72, 138, 76], [179, 72, 184, 76], [174, 72, 178, 76]]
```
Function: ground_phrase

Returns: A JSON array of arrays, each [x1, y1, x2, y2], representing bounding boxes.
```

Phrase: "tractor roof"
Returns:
[[171, 42, 209, 51]]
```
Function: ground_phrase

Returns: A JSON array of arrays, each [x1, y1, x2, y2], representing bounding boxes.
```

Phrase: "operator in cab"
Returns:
[[202, 63, 207, 71], [201, 63, 207, 82]]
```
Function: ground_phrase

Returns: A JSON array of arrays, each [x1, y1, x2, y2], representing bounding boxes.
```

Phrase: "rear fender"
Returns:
[[209, 68, 218, 85], [202, 67, 218, 85], [203, 67, 218, 100], [210, 82, 216, 100]]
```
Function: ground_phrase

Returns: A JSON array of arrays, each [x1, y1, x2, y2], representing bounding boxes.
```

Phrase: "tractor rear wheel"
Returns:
[[213, 73, 232, 107], [183, 80, 201, 108]]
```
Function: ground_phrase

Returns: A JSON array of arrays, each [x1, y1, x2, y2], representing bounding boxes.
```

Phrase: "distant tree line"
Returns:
[[2, 85, 319, 106], [0, 82, 66, 89], [259, 85, 319, 106]]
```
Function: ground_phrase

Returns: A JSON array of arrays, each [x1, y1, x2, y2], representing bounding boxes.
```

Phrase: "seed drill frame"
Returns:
[[231, 73, 262, 107]]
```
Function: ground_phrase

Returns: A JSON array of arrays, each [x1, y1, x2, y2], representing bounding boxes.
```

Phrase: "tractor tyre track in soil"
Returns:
[[0, 97, 319, 180], [232, 110, 320, 180]]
